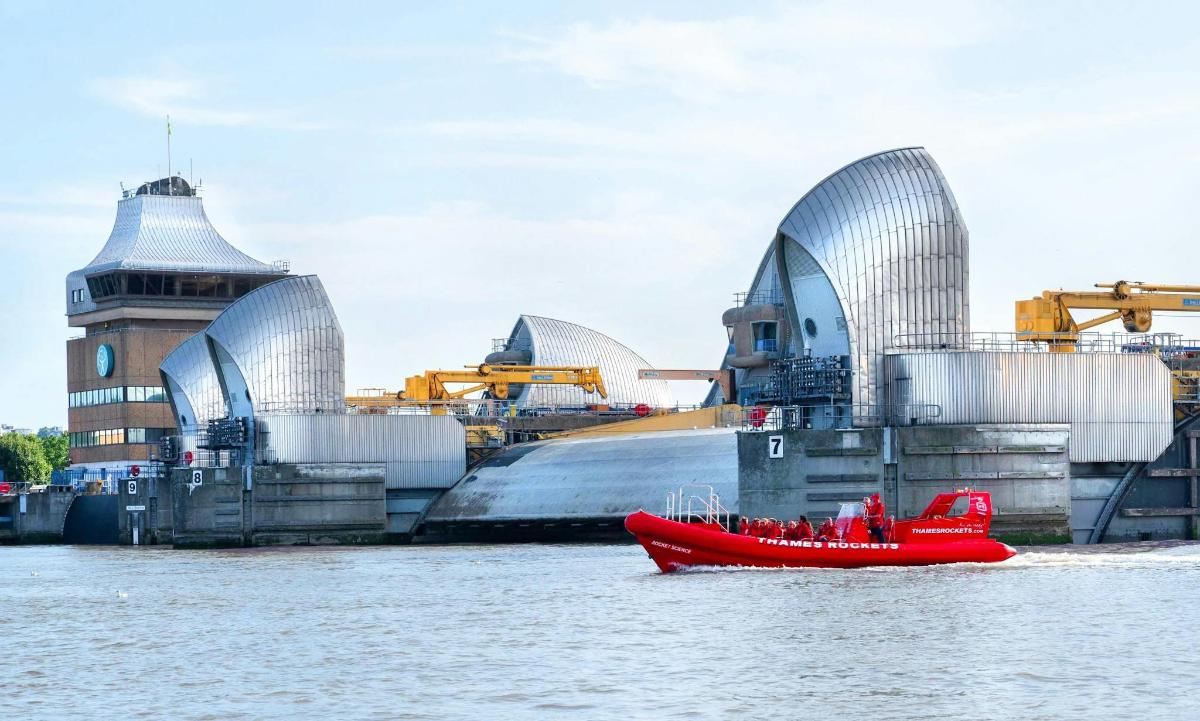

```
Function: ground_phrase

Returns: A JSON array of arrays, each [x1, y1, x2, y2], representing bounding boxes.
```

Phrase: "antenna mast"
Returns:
[[166, 114, 172, 195]]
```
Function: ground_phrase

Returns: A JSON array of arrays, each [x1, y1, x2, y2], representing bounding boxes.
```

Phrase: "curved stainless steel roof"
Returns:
[[740, 147, 969, 411], [205, 275, 346, 416], [160, 333, 227, 428], [78, 194, 277, 275], [499, 315, 674, 408]]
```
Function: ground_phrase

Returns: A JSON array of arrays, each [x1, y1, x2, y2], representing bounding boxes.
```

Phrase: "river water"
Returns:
[[2, 542, 1198, 721]]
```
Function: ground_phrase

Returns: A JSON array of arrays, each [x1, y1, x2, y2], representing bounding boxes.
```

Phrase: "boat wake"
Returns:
[[1002, 541, 1200, 568], [657, 541, 1200, 574]]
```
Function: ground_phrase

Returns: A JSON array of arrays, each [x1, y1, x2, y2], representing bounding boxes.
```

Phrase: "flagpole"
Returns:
[[166, 114, 172, 195]]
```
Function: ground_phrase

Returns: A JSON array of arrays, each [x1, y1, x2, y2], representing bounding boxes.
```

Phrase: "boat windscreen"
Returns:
[[946, 495, 970, 517], [836, 502, 865, 520]]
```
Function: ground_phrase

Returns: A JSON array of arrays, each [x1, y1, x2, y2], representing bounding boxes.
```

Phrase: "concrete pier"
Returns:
[[171, 463, 388, 547], [0, 488, 76, 543], [738, 424, 1072, 543]]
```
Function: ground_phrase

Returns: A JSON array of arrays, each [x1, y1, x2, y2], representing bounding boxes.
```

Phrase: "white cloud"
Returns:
[[425, 6, 1198, 189], [503, 2, 1004, 100], [90, 75, 324, 131]]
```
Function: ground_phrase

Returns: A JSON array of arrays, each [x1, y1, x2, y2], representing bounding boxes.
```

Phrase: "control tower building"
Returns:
[[64, 176, 289, 477]]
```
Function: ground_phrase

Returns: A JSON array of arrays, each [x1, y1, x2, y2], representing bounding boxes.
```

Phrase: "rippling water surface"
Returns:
[[3, 542, 1199, 720]]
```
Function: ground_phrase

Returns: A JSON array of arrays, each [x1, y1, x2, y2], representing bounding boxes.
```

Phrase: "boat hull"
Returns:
[[625, 511, 1016, 572]]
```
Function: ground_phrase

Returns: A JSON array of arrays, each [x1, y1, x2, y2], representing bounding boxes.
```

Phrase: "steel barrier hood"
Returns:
[[720, 147, 971, 412], [204, 275, 345, 417], [494, 315, 674, 409], [160, 332, 227, 429]]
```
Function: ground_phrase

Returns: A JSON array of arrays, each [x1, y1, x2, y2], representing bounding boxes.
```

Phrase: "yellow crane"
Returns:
[[346, 364, 608, 461], [401, 364, 606, 403], [1015, 281, 1200, 352], [1015, 281, 1200, 417], [346, 364, 607, 408], [637, 368, 734, 402]]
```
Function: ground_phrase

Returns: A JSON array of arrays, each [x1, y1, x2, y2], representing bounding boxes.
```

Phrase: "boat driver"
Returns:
[[865, 493, 886, 543]]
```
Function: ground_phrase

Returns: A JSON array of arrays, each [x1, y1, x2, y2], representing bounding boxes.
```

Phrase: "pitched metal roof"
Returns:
[[76, 193, 277, 275]]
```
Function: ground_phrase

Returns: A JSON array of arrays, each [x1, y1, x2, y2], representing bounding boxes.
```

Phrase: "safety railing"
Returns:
[[343, 398, 706, 420], [665, 485, 732, 530], [740, 403, 942, 431], [732, 290, 784, 307], [491, 337, 534, 353], [67, 327, 203, 341], [251, 401, 346, 414], [892, 330, 1200, 355]]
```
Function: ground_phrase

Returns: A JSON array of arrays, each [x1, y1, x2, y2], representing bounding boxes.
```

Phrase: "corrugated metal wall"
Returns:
[[883, 351, 1172, 462], [257, 414, 466, 489]]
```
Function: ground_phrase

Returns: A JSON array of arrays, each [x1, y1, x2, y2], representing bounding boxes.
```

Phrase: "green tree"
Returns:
[[38, 432, 70, 471], [0, 432, 52, 483]]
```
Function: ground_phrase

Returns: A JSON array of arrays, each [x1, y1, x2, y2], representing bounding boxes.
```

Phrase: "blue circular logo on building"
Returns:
[[96, 344, 114, 378]]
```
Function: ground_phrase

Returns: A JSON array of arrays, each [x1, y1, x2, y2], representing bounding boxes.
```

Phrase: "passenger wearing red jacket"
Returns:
[[738, 516, 750, 535], [816, 518, 838, 542], [795, 516, 814, 541], [865, 493, 886, 543]]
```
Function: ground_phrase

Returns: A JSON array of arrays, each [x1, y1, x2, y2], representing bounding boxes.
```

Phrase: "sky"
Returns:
[[1, 1, 1198, 428]]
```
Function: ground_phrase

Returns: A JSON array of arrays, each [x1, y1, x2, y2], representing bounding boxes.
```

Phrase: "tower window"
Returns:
[[753, 321, 778, 352]]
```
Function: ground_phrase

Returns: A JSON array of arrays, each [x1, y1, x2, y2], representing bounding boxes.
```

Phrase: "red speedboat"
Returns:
[[627, 489, 1016, 572]]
